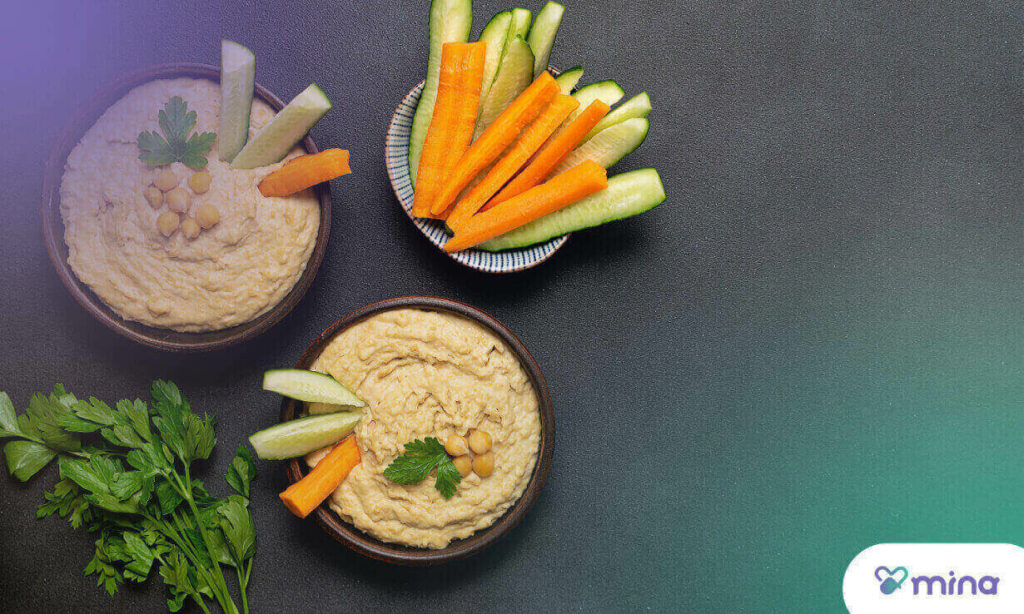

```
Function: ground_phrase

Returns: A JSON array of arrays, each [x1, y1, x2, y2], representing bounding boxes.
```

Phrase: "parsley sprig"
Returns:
[[383, 437, 461, 499], [137, 96, 217, 170], [1, 381, 256, 614]]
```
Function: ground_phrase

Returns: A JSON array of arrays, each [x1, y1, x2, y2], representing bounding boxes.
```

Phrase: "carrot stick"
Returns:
[[446, 94, 579, 230], [429, 71, 560, 216], [488, 100, 610, 208], [412, 42, 486, 218], [279, 436, 360, 519], [444, 160, 608, 252], [258, 149, 351, 197]]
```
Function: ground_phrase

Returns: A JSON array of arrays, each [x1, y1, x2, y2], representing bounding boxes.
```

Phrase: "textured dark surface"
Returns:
[[1, 1, 1023, 612]]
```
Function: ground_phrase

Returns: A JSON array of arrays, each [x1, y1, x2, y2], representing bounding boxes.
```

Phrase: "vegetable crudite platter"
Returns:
[[253, 296, 554, 565], [42, 43, 351, 352], [386, 0, 666, 273]]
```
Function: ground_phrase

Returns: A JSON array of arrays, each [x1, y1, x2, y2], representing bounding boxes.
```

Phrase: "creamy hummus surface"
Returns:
[[308, 308, 541, 549], [60, 78, 319, 332]]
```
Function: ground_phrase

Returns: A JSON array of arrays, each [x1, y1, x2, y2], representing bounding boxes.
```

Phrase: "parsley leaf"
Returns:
[[137, 96, 217, 170], [226, 445, 255, 498], [383, 437, 461, 499]]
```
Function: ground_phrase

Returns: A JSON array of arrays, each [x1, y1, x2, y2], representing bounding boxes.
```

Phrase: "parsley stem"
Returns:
[[183, 465, 240, 614]]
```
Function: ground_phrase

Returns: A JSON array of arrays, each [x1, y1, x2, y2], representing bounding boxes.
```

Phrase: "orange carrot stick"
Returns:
[[412, 42, 486, 218], [488, 100, 610, 208], [444, 160, 608, 252], [258, 149, 351, 197], [446, 94, 579, 231], [279, 436, 361, 519], [429, 71, 560, 216]]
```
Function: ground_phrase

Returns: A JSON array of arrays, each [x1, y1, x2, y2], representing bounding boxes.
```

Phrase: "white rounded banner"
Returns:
[[844, 543, 1024, 613]]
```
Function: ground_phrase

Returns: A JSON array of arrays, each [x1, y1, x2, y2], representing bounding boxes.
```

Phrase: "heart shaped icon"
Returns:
[[875, 566, 909, 594]]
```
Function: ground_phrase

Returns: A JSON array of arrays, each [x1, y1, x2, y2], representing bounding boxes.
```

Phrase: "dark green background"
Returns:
[[2, 1, 1023, 611]]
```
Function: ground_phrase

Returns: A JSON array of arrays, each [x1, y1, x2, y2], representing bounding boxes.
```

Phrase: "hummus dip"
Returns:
[[308, 308, 541, 549], [59, 78, 319, 332]]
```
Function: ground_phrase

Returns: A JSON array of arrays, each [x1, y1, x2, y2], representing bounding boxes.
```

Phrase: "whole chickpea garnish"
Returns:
[[180, 218, 201, 240], [166, 188, 190, 213], [468, 429, 493, 455], [452, 455, 473, 478], [195, 204, 220, 229], [445, 434, 469, 457], [143, 186, 163, 208], [472, 451, 494, 477], [156, 211, 180, 237], [189, 170, 212, 194], [154, 168, 178, 192]]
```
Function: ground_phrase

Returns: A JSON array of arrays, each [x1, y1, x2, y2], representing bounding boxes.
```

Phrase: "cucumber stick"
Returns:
[[218, 40, 255, 162], [554, 66, 583, 94], [552, 117, 648, 175], [408, 0, 474, 184], [249, 411, 363, 460], [567, 80, 625, 124], [480, 169, 666, 251], [511, 8, 532, 37], [230, 84, 331, 169], [473, 37, 533, 139], [262, 369, 366, 407], [527, 1, 564, 77], [477, 11, 513, 102], [585, 92, 652, 140]]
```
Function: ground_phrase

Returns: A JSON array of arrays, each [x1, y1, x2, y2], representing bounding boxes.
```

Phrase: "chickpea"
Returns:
[[165, 187, 190, 213], [154, 168, 178, 192], [180, 217, 201, 240], [452, 455, 473, 478], [445, 434, 469, 457], [156, 211, 180, 237], [468, 429, 492, 455], [143, 185, 163, 208], [195, 204, 220, 229], [472, 451, 494, 477], [189, 170, 212, 194]]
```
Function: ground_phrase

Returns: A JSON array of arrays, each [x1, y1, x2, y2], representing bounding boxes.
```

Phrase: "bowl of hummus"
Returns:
[[41, 63, 331, 351], [281, 296, 554, 565]]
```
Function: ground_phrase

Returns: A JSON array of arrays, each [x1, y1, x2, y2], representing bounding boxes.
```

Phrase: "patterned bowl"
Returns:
[[384, 78, 568, 273]]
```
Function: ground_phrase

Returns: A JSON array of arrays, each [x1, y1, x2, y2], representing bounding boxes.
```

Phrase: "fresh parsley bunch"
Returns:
[[137, 96, 217, 170], [0, 381, 256, 614]]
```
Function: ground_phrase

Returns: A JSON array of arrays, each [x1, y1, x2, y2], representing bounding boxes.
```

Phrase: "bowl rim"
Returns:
[[281, 296, 555, 566], [41, 62, 332, 352], [383, 70, 569, 274]]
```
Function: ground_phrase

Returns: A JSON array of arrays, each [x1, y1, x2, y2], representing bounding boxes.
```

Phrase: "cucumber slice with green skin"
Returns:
[[249, 411, 363, 460], [511, 8, 532, 37], [554, 66, 583, 94], [218, 40, 255, 163], [527, 2, 564, 78], [477, 11, 513, 102], [552, 117, 648, 175], [262, 369, 366, 407], [480, 168, 666, 251], [567, 80, 625, 124], [230, 84, 331, 169], [473, 36, 534, 139], [585, 92, 651, 141], [409, 0, 474, 184]]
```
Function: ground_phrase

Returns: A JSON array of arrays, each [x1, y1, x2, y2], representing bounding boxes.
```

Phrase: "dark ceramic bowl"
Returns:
[[282, 296, 555, 565], [41, 63, 332, 352]]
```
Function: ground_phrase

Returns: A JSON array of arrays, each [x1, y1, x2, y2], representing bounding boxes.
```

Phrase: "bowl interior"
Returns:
[[384, 78, 568, 274], [41, 63, 332, 352], [282, 296, 555, 565]]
